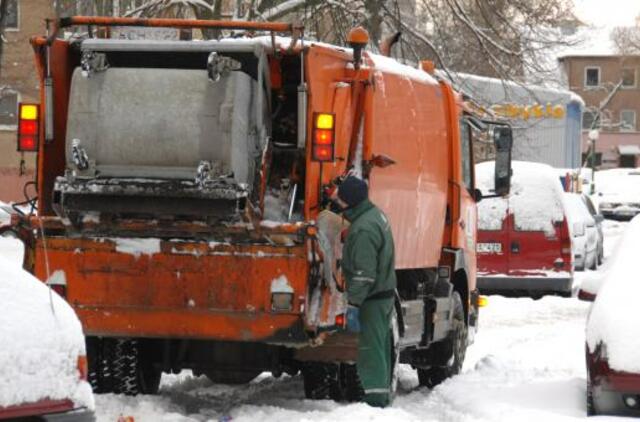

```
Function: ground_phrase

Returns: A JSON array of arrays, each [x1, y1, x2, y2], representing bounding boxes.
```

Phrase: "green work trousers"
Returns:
[[357, 297, 394, 408]]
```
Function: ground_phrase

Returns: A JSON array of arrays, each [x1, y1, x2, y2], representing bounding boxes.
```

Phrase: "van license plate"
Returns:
[[477, 242, 502, 253]]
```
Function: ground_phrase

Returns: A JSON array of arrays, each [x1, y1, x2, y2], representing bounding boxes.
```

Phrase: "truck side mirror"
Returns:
[[493, 126, 512, 196], [473, 188, 483, 203]]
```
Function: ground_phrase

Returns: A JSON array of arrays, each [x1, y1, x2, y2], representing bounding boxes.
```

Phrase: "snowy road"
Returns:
[[0, 221, 631, 421]]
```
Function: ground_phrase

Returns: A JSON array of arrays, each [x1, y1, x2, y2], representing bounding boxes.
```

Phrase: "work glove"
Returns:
[[346, 305, 361, 333]]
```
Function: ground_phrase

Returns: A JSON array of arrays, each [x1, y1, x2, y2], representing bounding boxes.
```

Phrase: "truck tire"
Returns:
[[86, 336, 116, 394], [87, 337, 161, 396], [204, 370, 261, 385], [113, 339, 140, 395], [417, 292, 467, 389], [301, 363, 342, 401]]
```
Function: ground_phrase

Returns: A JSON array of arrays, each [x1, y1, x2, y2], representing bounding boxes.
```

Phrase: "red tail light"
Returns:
[[17, 103, 40, 152], [312, 112, 335, 162], [559, 219, 573, 269]]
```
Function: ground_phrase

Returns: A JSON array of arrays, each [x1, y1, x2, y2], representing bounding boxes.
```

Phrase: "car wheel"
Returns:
[[417, 292, 467, 389], [586, 381, 596, 416], [597, 249, 603, 266]]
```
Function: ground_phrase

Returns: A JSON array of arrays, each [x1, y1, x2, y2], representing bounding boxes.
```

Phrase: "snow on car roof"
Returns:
[[0, 256, 93, 410], [594, 168, 640, 198], [564, 192, 594, 227], [587, 215, 640, 373], [476, 161, 566, 234]]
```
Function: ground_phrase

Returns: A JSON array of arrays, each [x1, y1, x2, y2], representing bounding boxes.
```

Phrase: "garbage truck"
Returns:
[[6, 17, 512, 399]]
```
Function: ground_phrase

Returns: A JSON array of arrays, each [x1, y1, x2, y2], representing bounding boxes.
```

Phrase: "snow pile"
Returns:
[[476, 161, 566, 234], [586, 215, 640, 372], [113, 237, 162, 257], [0, 255, 94, 410]]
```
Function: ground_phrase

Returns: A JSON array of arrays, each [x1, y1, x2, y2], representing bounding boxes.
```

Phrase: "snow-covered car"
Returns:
[[0, 256, 95, 420], [564, 193, 598, 271], [580, 194, 604, 266], [585, 215, 640, 416], [594, 168, 640, 220]]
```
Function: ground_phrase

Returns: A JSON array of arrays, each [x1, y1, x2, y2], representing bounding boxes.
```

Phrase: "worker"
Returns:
[[332, 175, 397, 408]]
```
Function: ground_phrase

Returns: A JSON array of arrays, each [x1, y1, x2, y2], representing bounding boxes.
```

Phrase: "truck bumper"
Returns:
[[33, 235, 312, 344], [478, 276, 573, 295]]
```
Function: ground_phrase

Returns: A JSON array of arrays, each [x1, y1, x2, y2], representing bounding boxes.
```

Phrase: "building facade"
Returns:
[[1, 0, 52, 202], [559, 54, 640, 169]]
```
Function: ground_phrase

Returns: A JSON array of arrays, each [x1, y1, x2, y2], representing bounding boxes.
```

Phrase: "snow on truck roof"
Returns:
[[476, 161, 566, 234], [587, 215, 640, 373], [80, 36, 439, 86], [0, 256, 93, 410]]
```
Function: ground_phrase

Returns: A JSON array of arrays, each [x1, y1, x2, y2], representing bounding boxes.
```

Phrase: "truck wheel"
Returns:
[[341, 364, 363, 402], [112, 339, 162, 396], [417, 292, 467, 389], [113, 339, 140, 395], [204, 370, 261, 385], [86, 337, 117, 394], [301, 363, 342, 401]]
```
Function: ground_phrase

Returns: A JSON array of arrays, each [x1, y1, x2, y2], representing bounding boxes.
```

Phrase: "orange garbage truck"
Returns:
[[7, 17, 512, 399]]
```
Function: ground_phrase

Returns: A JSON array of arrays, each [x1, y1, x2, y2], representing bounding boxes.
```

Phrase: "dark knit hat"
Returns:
[[338, 176, 368, 208]]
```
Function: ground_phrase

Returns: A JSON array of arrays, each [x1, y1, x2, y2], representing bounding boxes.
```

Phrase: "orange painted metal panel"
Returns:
[[34, 237, 309, 341], [304, 45, 452, 270], [366, 66, 450, 269]]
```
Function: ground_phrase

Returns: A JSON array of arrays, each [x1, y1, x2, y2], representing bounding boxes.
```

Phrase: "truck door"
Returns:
[[457, 120, 477, 280]]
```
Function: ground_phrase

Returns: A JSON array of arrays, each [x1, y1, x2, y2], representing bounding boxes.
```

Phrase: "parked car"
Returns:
[[476, 161, 573, 297], [582, 215, 640, 416], [564, 193, 598, 271], [593, 168, 640, 220], [580, 194, 605, 266], [0, 255, 94, 421]]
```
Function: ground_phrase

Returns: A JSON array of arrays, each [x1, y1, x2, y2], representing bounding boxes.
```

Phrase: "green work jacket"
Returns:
[[342, 199, 397, 306]]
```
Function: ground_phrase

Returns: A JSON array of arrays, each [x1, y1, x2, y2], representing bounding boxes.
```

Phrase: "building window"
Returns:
[[582, 111, 600, 130], [585, 67, 600, 87], [0, 90, 18, 128], [3, 0, 19, 30], [622, 68, 636, 88], [620, 110, 636, 132]]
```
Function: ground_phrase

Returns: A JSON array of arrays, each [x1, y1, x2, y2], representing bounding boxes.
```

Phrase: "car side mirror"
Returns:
[[493, 126, 512, 197], [473, 188, 483, 203]]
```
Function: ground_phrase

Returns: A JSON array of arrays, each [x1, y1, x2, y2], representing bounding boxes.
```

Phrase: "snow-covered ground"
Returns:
[[0, 219, 630, 421]]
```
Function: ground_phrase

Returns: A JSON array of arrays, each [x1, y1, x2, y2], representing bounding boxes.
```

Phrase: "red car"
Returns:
[[0, 254, 95, 421], [583, 215, 640, 416], [475, 161, 573, 297]]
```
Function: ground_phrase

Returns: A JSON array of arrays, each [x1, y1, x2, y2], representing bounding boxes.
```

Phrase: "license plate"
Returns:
[[477, 242, 502, 254]]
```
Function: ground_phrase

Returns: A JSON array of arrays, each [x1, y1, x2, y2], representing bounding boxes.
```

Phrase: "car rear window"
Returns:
[[476, 161, 566, 234]]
